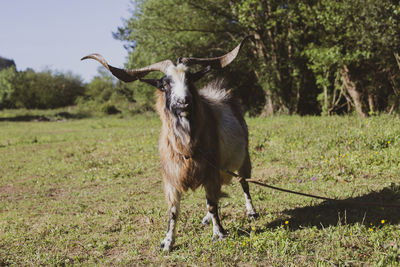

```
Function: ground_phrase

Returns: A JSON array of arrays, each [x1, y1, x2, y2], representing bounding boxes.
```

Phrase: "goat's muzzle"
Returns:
[[172, 96, 192, 118], [174, 104, 191, 118]]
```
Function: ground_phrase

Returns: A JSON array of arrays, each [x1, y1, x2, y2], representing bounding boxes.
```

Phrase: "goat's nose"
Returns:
[[178, 96, 190, 107]]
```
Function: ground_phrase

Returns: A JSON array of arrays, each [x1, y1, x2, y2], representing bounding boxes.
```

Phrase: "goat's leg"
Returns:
[[239, 154, 258, 219], [202, 172, 230, 226], [204, 184, 226, 241], [201, 200, 212, 226], [207, 198, 227, 241], [160, 183, 181, 252]]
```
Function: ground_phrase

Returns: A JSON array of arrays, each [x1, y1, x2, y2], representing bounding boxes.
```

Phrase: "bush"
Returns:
[[0, 68, 86, 110], [101, 103, 121, 115], [13, 70, 85, 109], [0, 66, 17, 109]]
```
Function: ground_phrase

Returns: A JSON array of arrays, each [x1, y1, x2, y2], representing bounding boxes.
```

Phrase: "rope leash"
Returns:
[[196, 148, 400, 208], [222, 168, 400, 208]]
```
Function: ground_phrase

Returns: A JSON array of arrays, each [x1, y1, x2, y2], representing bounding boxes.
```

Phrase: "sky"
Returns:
[[0, 0, 133, 82]]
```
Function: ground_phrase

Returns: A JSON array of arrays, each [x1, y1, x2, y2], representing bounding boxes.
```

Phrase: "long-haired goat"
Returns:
[[82, 37, 258, 251]]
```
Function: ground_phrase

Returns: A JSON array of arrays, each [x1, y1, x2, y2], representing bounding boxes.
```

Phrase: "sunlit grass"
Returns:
[[1, 113, 399, 265]]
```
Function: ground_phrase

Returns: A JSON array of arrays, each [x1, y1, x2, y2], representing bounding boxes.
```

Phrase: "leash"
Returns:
[[196, 149, 400, 208], [222, 168, 400, 208]]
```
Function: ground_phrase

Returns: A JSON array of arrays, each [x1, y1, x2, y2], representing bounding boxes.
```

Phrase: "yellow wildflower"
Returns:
[[381, 220, 385, 224], [285, 220, 289, 225]]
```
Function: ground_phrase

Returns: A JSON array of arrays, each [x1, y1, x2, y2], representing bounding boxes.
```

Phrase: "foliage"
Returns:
[[2, 2, 400, 116], [1, 114, 399, 265], [0, 66, 17, 109], [303, 0, 400, 116], [85, 69, 116, 102], [80, 68, 154, 115], [0, 67, 85, 110], [100, 103, 121, 115], [114, 0, 400, 116], [114, 0, 266, 115]]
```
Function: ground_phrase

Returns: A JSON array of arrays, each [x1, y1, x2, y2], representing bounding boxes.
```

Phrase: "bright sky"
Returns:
[[0, 0, 132, 82]]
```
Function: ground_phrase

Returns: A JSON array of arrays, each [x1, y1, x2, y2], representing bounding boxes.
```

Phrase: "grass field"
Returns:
[[1, 111, 400, 266]]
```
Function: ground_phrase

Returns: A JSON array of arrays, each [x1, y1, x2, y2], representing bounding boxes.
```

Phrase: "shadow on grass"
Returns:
[[265, 183, 400, 230], [0, 111, 89, 122]]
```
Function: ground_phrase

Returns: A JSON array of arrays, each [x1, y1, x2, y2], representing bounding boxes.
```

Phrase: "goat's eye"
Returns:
[[163, 79, 170, 88]]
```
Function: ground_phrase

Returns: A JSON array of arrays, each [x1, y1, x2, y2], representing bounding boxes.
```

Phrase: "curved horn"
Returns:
[[179, 35, 252, 69], [81, 53, 173, 82]]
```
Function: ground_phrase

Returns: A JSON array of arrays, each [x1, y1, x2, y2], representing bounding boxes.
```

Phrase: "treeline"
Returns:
[[114, 0, 400, 116], [0, 61, 139, 114], [0, 65, 85, 110], [1, 1, 399, 117]]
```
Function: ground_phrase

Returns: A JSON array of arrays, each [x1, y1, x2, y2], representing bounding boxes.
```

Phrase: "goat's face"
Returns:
[[141, 63, 210, 119], [164, 64, 193, 120], [161, 64, 193, 145], [140, 64, 210, 145]]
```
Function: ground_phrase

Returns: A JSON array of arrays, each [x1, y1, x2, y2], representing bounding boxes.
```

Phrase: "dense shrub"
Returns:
[[101, 103, 121, 114], [0, 67, 85, 109], [0, 66, 17, 109], [77, 69, 147, 115]]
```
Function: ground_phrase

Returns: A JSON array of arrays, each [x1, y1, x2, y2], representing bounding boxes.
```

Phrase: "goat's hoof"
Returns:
[[202, 214, 211, 226], [247, 211, 259, 220], [160, 238, 174, 252], [212, 230, 227, 242]]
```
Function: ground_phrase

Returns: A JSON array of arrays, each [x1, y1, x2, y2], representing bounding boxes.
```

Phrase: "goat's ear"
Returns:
[[139, 78, 164, 91], [189, 65, 211, 82]]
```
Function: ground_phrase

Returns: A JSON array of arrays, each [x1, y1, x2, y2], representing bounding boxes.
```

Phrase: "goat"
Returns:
[[81, 37, 258, 251]]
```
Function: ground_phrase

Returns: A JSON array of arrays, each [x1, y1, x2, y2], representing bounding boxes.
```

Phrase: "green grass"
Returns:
[[1, 112, 399, 266]]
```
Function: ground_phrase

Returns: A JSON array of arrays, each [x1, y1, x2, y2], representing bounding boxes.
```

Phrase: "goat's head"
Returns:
[[81, 37, 250, 143], [139, 63, 211, 120]]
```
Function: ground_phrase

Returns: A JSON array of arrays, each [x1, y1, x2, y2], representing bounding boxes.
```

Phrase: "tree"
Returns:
[[114, 0, 266, 115], [303, 0, 400, 116], [11, 69, 85, 109], [85, 68, 116, 102], [0, 66, 17, 109], [85, 67, 136, 103], [114, 0, 400, 116]]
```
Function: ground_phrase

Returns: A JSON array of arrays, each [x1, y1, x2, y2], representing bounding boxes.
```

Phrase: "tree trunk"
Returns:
[[261, 91, 274, 117], [388, 97, 399, 115], [394, 53, 400, 71], [341, 65, 368, 118], [367, 93, 375, 115]]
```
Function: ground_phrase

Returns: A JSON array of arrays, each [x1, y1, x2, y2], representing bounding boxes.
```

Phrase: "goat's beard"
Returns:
[[172, 115, 191, 148]]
